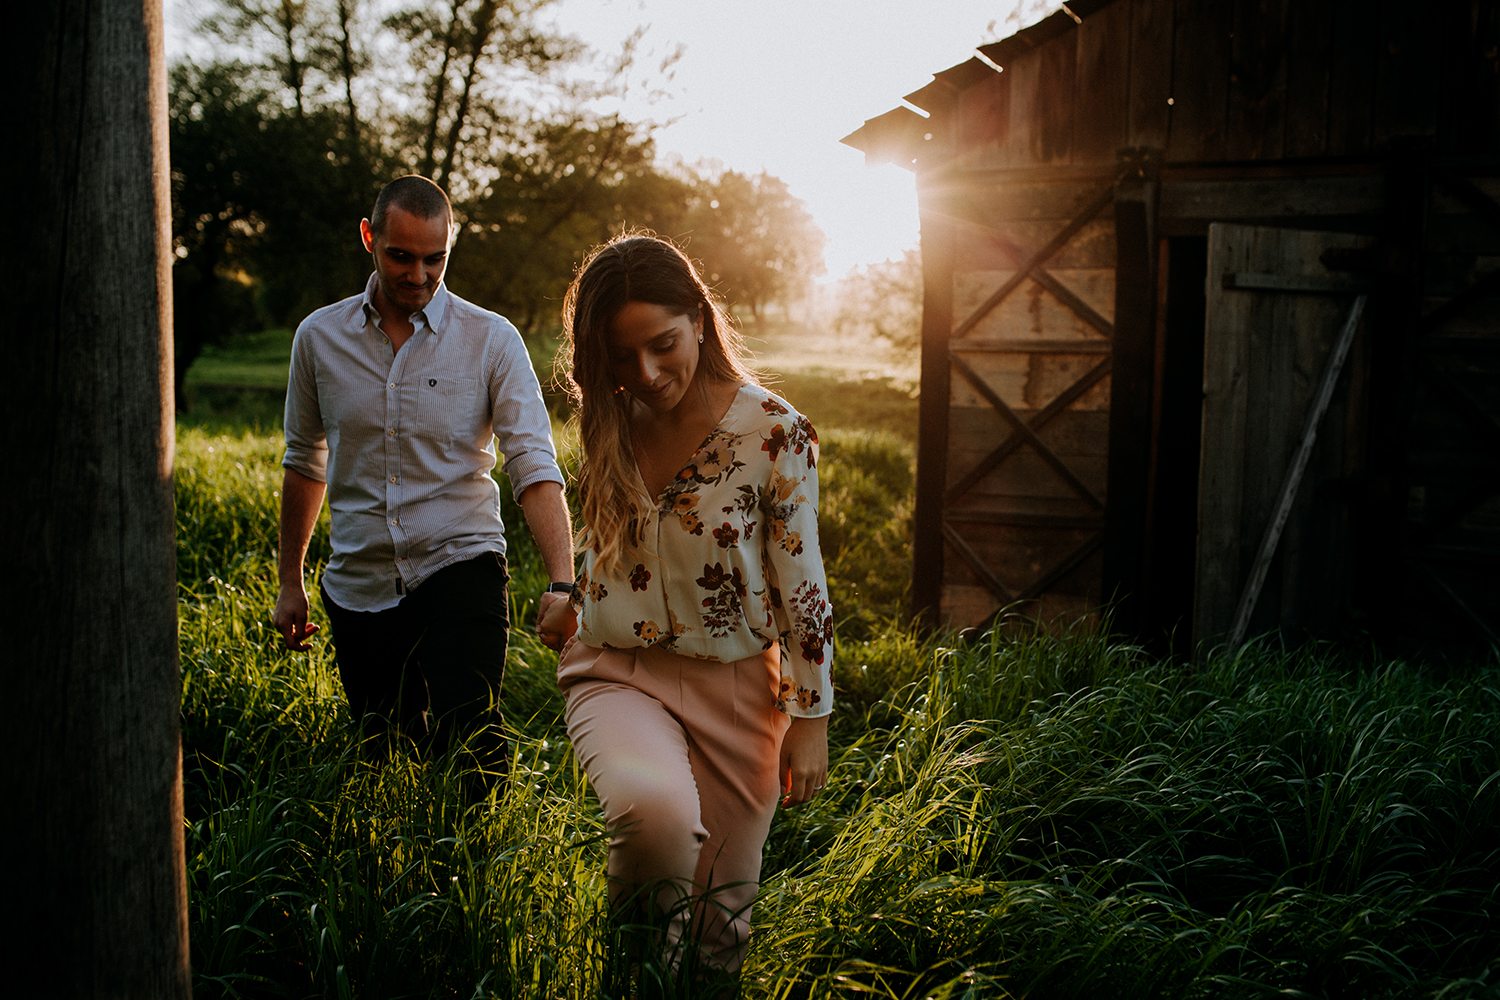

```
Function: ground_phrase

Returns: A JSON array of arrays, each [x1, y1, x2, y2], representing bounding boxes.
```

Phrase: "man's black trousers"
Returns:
[[320, 551, 510, 787]]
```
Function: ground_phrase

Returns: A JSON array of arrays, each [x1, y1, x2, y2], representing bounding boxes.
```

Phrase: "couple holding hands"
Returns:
[[272, 174, 833, 989]]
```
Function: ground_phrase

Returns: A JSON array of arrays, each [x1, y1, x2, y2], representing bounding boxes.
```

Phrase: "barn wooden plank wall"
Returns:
[[920, 171, 1118, 626], [1396, 164, 1500, 646], [848, 0, 1500, 653]]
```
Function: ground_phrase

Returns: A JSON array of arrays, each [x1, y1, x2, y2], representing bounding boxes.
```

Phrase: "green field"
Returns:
[[186, 328, 299, 390], [178, 337, 1500, 998]]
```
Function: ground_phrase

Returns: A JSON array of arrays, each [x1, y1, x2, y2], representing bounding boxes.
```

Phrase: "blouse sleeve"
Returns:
[[761, 413, 834, 718]]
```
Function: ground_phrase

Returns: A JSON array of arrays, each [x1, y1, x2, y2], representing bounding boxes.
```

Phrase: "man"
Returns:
[[273, 175, 574, 787]]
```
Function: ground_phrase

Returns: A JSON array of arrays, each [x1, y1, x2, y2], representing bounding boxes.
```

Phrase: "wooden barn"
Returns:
[[841, 0, 1500, 655]]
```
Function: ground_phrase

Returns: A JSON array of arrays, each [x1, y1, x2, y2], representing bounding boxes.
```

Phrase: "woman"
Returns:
[[541, 235, 833, 988]]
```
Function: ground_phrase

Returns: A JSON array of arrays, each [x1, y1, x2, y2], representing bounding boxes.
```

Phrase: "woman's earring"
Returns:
[[698, 333, 704, 344]]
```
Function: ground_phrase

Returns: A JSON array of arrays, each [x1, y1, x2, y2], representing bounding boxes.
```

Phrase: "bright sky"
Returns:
[[544, 0, 1041, 277], [165, 0, 1054, 278]]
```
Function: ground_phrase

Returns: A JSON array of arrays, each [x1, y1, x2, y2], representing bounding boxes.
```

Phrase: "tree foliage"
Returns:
[[169, 60, 377, 399], [170, 0, 826, 401], [683, 169, 826, 327], [832, 249, 923, 352]]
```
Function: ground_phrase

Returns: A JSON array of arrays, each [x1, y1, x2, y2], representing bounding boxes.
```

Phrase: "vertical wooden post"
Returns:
[[1101, 147, 1162, 637], [911, 182, 955, 628], [1359, 138, 1429, 644], [4, 1, 190, 996]]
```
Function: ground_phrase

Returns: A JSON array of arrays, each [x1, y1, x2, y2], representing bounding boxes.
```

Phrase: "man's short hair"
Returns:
[[370, 175, 452, 238]]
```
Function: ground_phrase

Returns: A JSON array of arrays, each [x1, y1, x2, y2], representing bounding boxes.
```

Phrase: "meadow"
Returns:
[[178, 344, 1500, 998]]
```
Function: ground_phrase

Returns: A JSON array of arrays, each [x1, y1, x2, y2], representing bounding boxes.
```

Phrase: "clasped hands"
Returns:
[[535, 590, 578, 651], [532, 588, 827, 807]]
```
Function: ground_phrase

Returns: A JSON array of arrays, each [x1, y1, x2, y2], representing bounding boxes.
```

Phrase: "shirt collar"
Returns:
[[357, 272, 451, 336]]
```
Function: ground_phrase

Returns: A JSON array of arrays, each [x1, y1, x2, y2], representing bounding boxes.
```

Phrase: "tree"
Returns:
[[170, 0, 651, 345], [384, 0, 579, 191], [684, 169, 827, 327], [167, 0, 825, 376], [168, 60, 376, 404], [449, 110, 687, 334], [832, 249, 923, 353], [7, 0, 189, 995]]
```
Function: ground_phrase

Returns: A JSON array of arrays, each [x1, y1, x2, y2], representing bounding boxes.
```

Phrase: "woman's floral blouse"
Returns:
[[573, 384, 834, 718]]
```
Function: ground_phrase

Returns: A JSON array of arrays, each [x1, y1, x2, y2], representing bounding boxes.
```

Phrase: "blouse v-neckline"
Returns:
[[636, 384, 747, 503]]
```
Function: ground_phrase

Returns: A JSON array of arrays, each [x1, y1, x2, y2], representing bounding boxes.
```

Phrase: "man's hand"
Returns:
[[273, 582, 321, 651], [536, 590, 578, 651], [275, 468, 327, 652], [778, 714, 829, 807]]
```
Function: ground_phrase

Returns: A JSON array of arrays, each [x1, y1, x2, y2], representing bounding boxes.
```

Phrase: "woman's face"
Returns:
[[607, 300, 704, 413]]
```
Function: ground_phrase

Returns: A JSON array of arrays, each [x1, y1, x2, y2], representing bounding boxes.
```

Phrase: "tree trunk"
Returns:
[[336, 0, 363, 157], [435, 0, 498, 188], [5, 1, 189, 997], [278, 0, 305, 116], [420, 0, 465, 178]]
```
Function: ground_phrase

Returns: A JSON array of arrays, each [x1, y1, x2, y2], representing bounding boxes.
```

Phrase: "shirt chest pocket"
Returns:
[[414, 373, 482, 446]]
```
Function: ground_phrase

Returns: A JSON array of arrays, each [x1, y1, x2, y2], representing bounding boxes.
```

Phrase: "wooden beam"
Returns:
[[1358, 138, 1429, 648], [951, 339, 1111, 354], [1407, 473, 1500, 547], [984, 229, 1117, 338], [912, 201, 955, 626], [1409, 558, 1500, 648], [1222, 271, 1371, 294], [1227, 295, 1368, 648], [942, 522, 1017, 603], [945, 356, 1112, 505], [1418, 356, 1500, 451], [1019, 533, 1107, 601], [951, 177, 1117, 339], [950, 351, 1106, 510], [1418, 265, 1500, 333], [1101, 146, 1162, 637], [944, 510, 1106, 529], [1437, 171, 1500, 234]]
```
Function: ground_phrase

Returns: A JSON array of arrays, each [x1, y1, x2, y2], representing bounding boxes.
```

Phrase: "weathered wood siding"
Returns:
[[1393, 168, 1500, 646], [916, 0, 1500, 174], [859, 0, 1500, 648], [928, 173, 1116, 627]]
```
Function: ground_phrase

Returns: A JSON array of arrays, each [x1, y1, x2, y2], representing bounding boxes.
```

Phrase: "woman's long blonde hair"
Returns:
[[560, 235, 758, 580]]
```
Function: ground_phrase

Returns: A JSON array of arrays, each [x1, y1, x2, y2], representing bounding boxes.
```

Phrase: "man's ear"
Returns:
[[359, 218, 375, 253]]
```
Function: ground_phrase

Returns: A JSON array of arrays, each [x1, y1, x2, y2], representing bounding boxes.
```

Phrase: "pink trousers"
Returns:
[[558, 641, 791, 973]]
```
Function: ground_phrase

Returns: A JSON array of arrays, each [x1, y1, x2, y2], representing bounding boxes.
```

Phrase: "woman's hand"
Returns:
[[778, 714, 829, 807], [536, 591, 579, 651]]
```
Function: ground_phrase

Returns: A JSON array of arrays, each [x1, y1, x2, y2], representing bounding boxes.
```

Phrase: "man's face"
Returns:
[[360, 206, 452, 317]]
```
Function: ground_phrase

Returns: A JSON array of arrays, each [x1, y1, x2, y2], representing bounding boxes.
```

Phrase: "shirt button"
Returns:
[[388, 429, 395, 436], [388, 382, 395, 389], [389, 476, 396, 483], [391, 519, 397, 525]]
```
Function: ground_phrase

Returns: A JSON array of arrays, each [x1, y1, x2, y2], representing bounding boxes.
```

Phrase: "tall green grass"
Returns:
[[178, 427, 1500, 998]]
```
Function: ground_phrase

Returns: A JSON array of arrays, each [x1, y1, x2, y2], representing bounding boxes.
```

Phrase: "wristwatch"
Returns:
[[547, 582, 579, 598]]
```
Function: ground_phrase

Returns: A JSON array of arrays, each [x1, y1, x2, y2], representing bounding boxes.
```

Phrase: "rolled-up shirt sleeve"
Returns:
[[486, 317, 563, 499], [282, 320, 329, 483]]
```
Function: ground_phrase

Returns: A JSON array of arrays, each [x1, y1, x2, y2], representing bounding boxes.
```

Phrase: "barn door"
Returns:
[[1195, 224, 1375, 647]]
